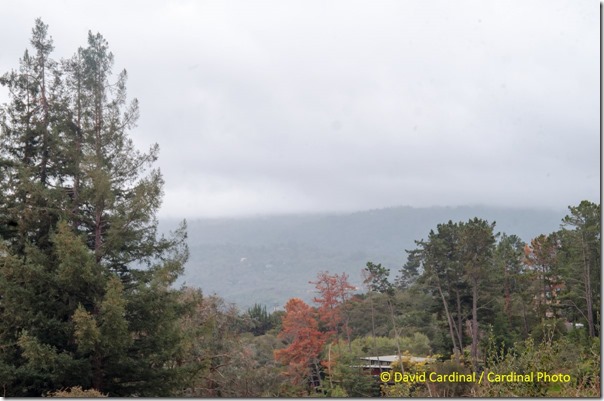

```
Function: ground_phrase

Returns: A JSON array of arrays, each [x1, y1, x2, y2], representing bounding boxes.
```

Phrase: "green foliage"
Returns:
[[345, 334, 431, 357], [327, 358, 375, 397], [381, 352, 434, 397], [0, 35, 599, 399], [479, 334, 600, 397], [395, 247, 421, 289], [98, 277, 130, 352], [350, 336, 402, 355], [72, 306, 100, 354], [412, 221, 469, 355], [345, 289, 441, 349], [0, 20, 188, 396], [53, 221, 101, 292], [318, 335, 433, 397], [382, 383, 411, 397], [244, 303, 280, 336], [183, 300, 288, 397], [363, 262, 394, 295], [402, 333, 431, 355], [218, 339, 285, 397], [18, 332, 60, 372], [346, 293, 392, 338], [529, 318, 567, 343], [557, 200, 600, 337], [174, 289, 281, 397], [489, 233, 532, 344], [427, 359, 474, 397]]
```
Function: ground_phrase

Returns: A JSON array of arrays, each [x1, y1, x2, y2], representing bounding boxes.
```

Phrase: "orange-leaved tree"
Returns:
[[310, 271, 356, 387], [274, 298, 326, 389], [311, 271, 356, 342]]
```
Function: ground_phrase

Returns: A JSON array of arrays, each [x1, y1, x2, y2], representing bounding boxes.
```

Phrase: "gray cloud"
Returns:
[[1, 0, 599, 218]]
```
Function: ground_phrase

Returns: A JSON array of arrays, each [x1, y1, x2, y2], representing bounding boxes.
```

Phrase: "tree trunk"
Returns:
[[72, 57, 83, 231], [387, 298, 405, 374], [455, 289, 463, 354], [92, 349, 103, 392], [39, 59, 49, 186], [504, 265, 511, 323], [581, 234, 595, 337], [471, 279, 479, 371], [436, 281, 459, 358], [95, 205, 103, 262]]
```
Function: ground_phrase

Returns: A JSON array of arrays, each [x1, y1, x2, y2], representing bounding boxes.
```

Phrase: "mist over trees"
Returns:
[[0, 20, 599, 397], [176, 205, 565, 309]]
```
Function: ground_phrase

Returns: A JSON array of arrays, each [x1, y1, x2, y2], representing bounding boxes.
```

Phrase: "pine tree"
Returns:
[[558, 201, 600, 338], [523, 233, 560, 318], [459, 218, 496, 369], [491, 233, 530, 342], [410, 218, 497, 367], [414, 221, 467, 358]]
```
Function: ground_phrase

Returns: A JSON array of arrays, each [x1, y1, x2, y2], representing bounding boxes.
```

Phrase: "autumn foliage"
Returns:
[[274, 273, 357, 392], [274, 298, 326, 385], [311, 271, 356, 339]]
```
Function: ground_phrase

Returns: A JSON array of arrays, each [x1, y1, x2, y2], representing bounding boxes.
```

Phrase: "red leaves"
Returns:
[[274, 298, 325, 384], [274, 272, 356, 386], [311, 271, 355, 338]]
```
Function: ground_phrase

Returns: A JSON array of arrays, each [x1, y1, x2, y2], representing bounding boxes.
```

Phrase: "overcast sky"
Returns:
[[1, 0, 599, 218]]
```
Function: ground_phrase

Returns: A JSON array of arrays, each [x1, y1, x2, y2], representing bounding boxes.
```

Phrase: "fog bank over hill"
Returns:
[[161, 205, 568, 309]]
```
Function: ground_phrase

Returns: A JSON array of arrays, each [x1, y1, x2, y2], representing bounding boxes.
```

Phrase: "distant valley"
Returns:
[[161, 205, 566, 309]]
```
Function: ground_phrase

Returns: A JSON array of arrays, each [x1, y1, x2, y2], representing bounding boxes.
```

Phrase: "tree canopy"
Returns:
[[0, 19, 599, 398], [0, 19, 188, 396]]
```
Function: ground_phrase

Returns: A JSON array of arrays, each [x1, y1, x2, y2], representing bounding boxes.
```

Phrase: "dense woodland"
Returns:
[[0, 21, 600, 397]]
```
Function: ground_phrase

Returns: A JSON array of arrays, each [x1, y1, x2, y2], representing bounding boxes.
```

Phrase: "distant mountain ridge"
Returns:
[[162, 205, 566, 309]]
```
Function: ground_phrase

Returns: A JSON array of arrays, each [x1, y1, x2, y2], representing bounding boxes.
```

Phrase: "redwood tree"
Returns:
[[0, 20, 188, 396]]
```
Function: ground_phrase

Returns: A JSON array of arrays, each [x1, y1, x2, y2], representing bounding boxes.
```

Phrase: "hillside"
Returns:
[[163, 205, 565, 309]]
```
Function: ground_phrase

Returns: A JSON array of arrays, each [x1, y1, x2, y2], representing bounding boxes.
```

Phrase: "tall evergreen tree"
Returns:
[[413, 221, 468, 359], [492, 233, 531, 341], [459, 218, 497, 369], [0, 20, 188, 396], [558, 201, 600, 338], [523, 233, 560, 319], [0, 19, 64, 253], [409, 218, 497, 367], [363, 262, 394, 295]]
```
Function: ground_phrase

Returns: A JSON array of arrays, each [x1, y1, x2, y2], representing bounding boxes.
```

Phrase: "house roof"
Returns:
[[359, 355, 435, 364]]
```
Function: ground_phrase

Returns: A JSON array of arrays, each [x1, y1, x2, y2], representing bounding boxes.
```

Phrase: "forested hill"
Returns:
[[2, 17, 598, 398], [163, 205, 566, 309]]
